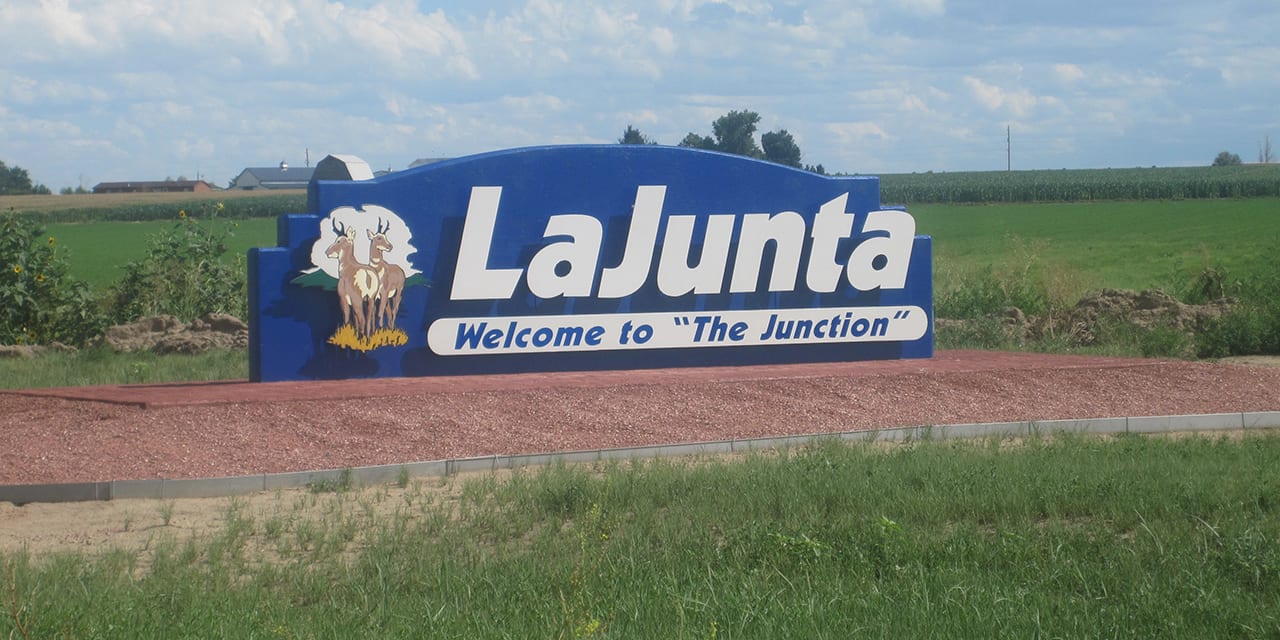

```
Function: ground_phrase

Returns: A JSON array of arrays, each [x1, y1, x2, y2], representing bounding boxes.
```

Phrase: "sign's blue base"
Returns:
[[249, 145, 932, 382]]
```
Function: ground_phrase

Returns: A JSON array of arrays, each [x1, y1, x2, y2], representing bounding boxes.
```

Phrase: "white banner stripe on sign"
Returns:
[[427, 306, 928, 356]]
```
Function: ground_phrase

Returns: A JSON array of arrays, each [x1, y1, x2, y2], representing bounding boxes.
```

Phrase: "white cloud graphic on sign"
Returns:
[[307, 204, 421, 280]]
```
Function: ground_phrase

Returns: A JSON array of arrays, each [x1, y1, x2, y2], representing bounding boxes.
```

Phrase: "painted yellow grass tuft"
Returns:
[[327, 325, 410, 352]]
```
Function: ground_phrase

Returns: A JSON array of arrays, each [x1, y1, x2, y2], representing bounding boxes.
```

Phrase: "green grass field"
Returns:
[[4, 433, 1278, 638], [49, 217, 277, 290], [913, 198, 1279, 295]]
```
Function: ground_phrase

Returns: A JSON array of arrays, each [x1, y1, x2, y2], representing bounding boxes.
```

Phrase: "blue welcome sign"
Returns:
[[248, 145, 933, 382]]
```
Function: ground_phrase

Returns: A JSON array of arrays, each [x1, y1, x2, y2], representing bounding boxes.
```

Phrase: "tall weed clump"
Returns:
[[934, 264, 1045, 319], [0, 215, 105, 345], [934, 236, 1084, 320], [110, 203, 247, 323], [1195, 250, 1280, 357]]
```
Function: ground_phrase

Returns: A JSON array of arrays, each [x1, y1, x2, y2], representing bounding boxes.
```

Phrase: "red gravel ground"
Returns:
[[2, 350, 1279, 486]]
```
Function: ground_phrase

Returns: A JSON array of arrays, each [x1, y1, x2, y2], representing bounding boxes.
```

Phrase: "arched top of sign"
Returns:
[[307, 145, 880, 216], [250, 145, 932, 382]]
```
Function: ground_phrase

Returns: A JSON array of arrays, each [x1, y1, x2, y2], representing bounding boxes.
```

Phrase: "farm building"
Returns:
[[93, 180, 214, 194], [230, 161, 315, 190]]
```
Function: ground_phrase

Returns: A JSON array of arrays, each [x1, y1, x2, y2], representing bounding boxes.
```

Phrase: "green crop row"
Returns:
[[1, 193, 306, 223], [879, 164, 1280, 204]]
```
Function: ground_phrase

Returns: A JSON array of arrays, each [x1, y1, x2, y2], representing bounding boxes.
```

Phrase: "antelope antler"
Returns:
[[332, 218, 347, 238], [375, 218, 389, 235]]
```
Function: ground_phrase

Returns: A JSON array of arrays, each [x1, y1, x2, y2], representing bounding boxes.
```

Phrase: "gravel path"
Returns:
[[2, 350, 1279, 486]]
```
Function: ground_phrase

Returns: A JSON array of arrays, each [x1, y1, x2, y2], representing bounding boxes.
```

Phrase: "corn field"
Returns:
[[879, 164, 1280, 204], [0, 191, 305, 223]]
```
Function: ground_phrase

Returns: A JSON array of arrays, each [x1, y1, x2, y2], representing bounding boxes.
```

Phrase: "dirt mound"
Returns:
[[99, 313, 249, 354], [1027, 288, 1233, 344], [938, 288, 1234, 351]]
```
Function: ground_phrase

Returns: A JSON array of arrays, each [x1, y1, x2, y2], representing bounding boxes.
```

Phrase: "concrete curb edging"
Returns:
[[3, 411, 1278, 505]]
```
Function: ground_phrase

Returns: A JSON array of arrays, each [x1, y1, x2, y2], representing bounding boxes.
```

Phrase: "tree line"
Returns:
[[619, 110, 826, 175], [0, 160, 51, 195]]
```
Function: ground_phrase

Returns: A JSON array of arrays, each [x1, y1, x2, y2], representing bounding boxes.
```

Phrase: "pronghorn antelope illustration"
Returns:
[[325, 219, 381, 338], [367, 218, 406, 330]]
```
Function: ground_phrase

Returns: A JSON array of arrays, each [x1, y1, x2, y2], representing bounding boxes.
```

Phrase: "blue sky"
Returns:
[[2, 0, 1276, 191]]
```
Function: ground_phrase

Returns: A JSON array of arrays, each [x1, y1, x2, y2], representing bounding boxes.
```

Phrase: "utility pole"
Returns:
[[1006, 125, 1011, 171]]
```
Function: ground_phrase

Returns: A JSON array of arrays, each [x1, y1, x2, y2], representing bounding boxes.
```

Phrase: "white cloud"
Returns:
[[826, 121, 891, 143], [621, 110, 660, 125], [651, 26, 678, 55], [964, 76, 1005, 111], [113, 117, 147, 142], [1205, 46, 1280, 87], [500, 94, 570, 113], [946, 126, 977, 142], [591, 5, 637, 39], [477, 3, 683, 81], [10, 117, 81, 138], [901, 95, 929, 112], [15, 0, 98, 50], [329, 2, 476, 77], [2, 0, 476, 79], [1, 74, 38, 104], [174, 138, 216, 159], [1053, 63, 1085, 84], [962, 76, 1058, 119], [0, 0, 1277, 187], [893, 0, 945, 17], [385, 96, 406, 119], [110, 72, 180, 98]]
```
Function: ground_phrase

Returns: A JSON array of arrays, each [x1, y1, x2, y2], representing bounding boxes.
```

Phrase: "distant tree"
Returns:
[[680, 111, 824, 172], [710, 110, 764, 158], [59, 186, 90, 195], [618, 125, 657, 145], [1212, 151, 1243, 166], [804, 163, 827, 175], [761, 129, 802, 168], [678, 132, 717, 150], [0, 161, 50, 195], [1259, 136, 1274, 164]]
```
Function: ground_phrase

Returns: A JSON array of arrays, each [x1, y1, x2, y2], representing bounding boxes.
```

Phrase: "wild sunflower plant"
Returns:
[[0, 214, 105, 345], [110, 201, 247, 323]]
